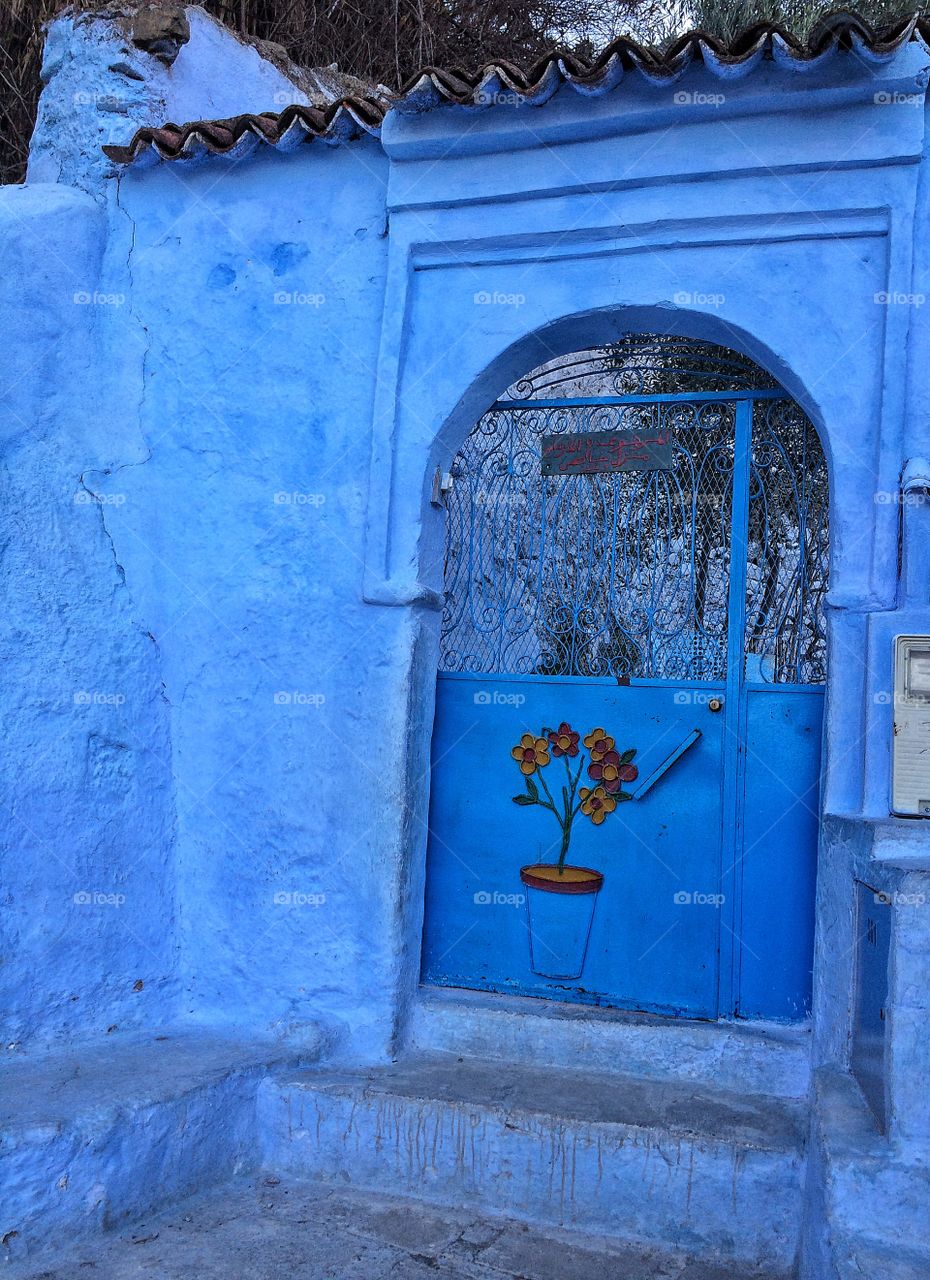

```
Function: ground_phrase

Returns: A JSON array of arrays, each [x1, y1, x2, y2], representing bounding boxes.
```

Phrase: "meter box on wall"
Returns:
[[892, 636, 930, 817]]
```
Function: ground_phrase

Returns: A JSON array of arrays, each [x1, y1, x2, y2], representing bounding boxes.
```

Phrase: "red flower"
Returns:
[[547, 722, 580, 758], [588, 751, 639, 794], [588, 749, 620, 792]]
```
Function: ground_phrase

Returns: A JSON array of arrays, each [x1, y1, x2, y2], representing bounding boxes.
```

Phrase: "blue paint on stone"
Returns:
[[207, 262, 236, 289], [2, 14, 930, 1277], [269, 242, 310, 276]]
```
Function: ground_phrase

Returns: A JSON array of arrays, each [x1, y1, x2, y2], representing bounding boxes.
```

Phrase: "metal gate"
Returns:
[[421, 342, 828, 1020]]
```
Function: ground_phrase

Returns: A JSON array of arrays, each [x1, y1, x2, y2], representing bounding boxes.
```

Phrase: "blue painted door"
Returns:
[[421, 373, 829, 1021], [737, 685, 824, 1019], [423, 675, 727, 1015]]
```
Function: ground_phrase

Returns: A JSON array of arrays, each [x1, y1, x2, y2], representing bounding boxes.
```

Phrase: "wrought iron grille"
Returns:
[[505, 334, 780, 400], [440, 343, 829, 685], [745, 399, 829, 684]]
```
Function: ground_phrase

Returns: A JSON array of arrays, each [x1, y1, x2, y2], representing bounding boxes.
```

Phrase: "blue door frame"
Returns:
[[422, 385, 827, 1021], [720, 397, 755, 1018]]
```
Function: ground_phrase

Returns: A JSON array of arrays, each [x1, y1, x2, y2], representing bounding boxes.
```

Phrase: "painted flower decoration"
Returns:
[[547, 722, 580, 758], [579, 785, 617, 825], [582, 728, 615, 762], [588, 749, 621, 792], [511, 733, 550, 776], [511, 721, 639, 873], [588, 749, 639, 794]]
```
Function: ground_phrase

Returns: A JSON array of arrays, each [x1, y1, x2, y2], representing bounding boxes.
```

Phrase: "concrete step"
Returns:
[[258, 1051, 807, 1273], [0, 1026, 323, 1258], [1, 1175, 791, 1280], [807, 1069, 930, 1279], [410, 987, 811, 1099], [832, 1235, 930, 1280]]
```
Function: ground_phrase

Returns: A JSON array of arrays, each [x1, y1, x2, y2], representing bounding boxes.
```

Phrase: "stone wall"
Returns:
[[0, 184, 178, 1044], [5, 9, 930, 1077], [100, 140, 394, 1054]]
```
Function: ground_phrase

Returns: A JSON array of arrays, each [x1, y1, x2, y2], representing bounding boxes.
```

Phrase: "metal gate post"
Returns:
[[717, 397, 753, 1017]]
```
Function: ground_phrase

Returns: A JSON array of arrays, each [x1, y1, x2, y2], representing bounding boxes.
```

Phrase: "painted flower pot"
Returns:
[[520, 863, 604, 979]]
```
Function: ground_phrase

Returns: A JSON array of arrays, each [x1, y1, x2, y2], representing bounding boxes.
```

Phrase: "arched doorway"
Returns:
[[421, 336, 829, 1021]]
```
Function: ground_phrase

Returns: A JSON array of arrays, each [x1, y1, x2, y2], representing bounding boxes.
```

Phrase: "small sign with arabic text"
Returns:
[[541, 429, 673, 476]]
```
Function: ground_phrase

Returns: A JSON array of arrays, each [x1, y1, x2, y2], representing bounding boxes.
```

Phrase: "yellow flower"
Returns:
[[582, 728, 615, 762], [511, 733, 550, 776], [579, 785, 617, 825]]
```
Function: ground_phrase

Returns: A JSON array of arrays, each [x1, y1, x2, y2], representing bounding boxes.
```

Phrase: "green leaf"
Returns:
[[618, 791, 634, 802], [619, 748, 637, 765], [512, 794, 535, 806], [526, 776, 539, 801]]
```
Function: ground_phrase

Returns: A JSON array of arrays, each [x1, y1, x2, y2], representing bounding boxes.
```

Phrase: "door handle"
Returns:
[[628, 727, 702, 799]]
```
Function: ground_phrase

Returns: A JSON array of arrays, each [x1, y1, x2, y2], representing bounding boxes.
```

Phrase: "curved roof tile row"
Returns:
[[103, 13, 930, 166]]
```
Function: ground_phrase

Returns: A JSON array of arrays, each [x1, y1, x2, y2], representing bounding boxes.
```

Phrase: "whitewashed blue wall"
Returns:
[[2, 21, 930, 1089]]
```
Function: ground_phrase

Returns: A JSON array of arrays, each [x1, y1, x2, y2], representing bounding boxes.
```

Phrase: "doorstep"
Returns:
[[410, 986, 812, 1098], [259, 1049, 808, 1271]]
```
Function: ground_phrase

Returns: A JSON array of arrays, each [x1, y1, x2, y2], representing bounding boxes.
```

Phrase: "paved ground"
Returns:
[[5, 1177, 790, 1279]]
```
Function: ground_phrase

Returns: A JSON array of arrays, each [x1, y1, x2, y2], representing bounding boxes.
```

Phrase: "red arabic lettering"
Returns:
[[543, 429, 670, 473]]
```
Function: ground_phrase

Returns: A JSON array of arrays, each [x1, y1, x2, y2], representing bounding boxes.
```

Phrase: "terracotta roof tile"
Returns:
[[103, 14, 930, 167], [103, 99, 385, 165]]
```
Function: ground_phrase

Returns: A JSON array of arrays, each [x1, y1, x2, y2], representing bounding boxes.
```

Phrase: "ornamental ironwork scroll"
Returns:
[[439, 343, 828, 686]]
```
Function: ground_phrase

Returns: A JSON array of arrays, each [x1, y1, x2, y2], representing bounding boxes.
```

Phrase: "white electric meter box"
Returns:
[[891, 635, 930, 817]]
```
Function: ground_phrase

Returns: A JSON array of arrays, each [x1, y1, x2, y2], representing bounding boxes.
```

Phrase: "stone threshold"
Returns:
[[410, 985, 812, 1099], [808, 1068, 930, 1279]]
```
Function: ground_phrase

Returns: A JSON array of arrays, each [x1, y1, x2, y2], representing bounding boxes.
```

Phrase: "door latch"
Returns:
[[707, 697, 723, 713], [431, 468, 454, 507]]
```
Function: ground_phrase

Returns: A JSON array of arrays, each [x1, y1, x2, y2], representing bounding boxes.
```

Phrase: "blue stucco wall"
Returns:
[[4, 31, 930, 1089], [97, 142, 399, 1054], [4, 19, 930, 1278], [0, 185, 178, 1044]]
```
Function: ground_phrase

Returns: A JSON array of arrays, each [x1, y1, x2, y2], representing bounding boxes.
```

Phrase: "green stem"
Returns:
[[536, 767, 558, 811], [559, 756, 584, 837], [557, 819, 571, 875], [529, 770, 566, 827], [569, 756, 584, 803], [532, 755, 588, 874], [556, 754, 577, 875]]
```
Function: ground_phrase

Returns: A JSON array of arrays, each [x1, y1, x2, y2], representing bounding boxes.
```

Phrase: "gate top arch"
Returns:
[[439, 335, 829, 689]]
